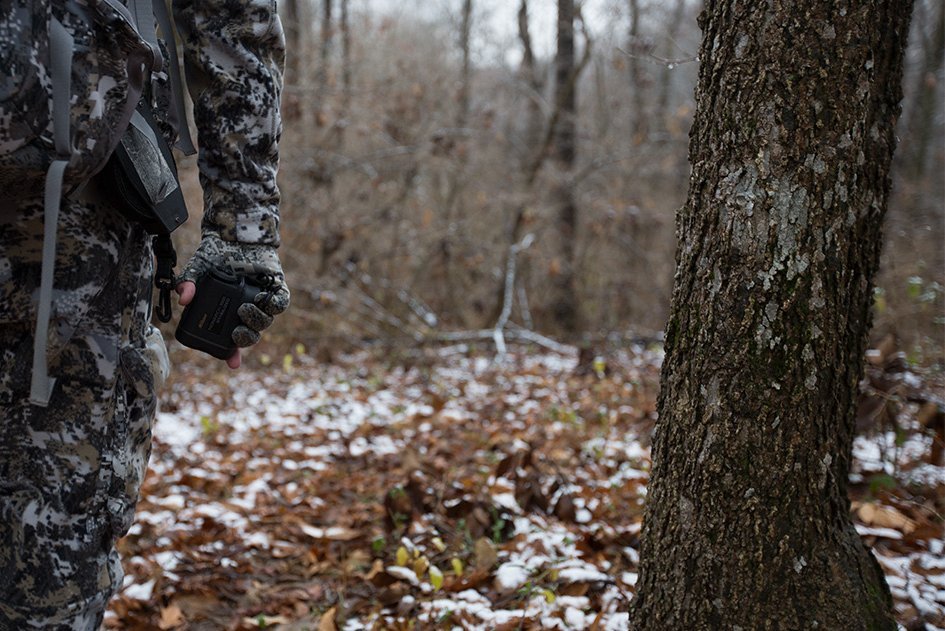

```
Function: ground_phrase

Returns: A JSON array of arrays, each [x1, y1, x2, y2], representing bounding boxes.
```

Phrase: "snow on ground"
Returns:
[[107, 347, 944, 630]]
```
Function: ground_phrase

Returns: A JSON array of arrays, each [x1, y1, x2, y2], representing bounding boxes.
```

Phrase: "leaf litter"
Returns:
[[106, 344, 944, 630]]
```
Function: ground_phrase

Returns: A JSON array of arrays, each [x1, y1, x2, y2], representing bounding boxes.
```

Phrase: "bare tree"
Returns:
[[339, 0, 352, 147], [517, 0, 544, 157], [282, 0, 305, 88], [630, 1, 914, 627], [317, 0, 333, 124], [627, 0, 649, 143], [548, 0, 580, 335], [655, 0, 688, 136], [902, 0, 944, 178], [456, 0, 473, 129]]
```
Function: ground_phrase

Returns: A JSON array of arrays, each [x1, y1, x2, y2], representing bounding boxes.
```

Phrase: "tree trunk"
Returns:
[[282, 0, 304, 88], [338, 0, 352, 148], [902, 0, 944, 178], [630, 1, 913, 629], [456, 0, 473, 129], [655, 0, 687, 136], [627, 0, 648, 143], [517, 0, 544, 164], [316, 0, 333, 123], [550, 0, 579, 335]]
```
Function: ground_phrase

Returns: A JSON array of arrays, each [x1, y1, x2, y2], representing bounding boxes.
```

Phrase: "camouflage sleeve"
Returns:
[[172, 0, 286, 246]]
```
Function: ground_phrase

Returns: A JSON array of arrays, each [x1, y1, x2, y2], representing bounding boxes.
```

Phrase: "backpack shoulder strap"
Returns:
[[29, 16, 74, 406]]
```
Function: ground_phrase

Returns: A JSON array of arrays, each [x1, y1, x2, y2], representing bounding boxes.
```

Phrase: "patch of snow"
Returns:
[[154, 412, 201, 453], [153, 551, 181, 571], [495, 563, 529, 591], [122, 579, 155, 601], [243, 531, 271, 548], [903, 463, 945, 486], [855, 525, 903, 539], [557, 566, 611, 583], [492, 492, 521, 512], [621, 572, 639, 586], [386, 566, 420, 585]]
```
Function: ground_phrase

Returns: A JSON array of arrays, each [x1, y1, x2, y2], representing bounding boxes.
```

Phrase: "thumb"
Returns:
[[176, 281, 196, 306]]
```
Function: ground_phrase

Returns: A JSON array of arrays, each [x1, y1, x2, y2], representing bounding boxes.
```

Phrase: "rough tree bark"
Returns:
[[549, 0, 579, 336], [630, 1, 913, 629]]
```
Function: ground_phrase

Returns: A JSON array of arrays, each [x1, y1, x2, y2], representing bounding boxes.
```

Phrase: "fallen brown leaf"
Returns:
[[318, 607, 337, 631]]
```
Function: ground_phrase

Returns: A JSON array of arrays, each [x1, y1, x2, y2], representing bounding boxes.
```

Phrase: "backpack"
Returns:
[[0, 0, 195, 406]]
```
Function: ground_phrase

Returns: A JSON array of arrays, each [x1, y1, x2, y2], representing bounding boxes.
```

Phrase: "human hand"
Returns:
[[176, 233, 290, 368]]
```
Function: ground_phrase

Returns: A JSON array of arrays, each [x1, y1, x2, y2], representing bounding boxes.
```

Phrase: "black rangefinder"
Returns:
[[175, 265, 264, 360]]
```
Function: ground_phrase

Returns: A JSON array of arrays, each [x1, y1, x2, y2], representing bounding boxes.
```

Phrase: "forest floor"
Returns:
[[105, 343, 944, 631]]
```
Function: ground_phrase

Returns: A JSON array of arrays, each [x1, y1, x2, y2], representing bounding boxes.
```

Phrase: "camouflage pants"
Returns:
[[0, 185, 159, 630]]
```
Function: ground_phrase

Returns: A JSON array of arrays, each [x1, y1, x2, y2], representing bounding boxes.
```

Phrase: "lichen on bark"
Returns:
[[629, 1, 913, 629]]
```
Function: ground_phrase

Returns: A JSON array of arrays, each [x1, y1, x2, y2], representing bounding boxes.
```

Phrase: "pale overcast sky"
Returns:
[[363, 0, 627, 67]]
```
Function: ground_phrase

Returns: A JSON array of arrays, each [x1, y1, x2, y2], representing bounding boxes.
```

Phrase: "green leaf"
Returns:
[[200, 416, 218, 435], [868, 474, 897, 496], [396, 546, 409, 566], [429, 565, 444, 590], [372, 536, 386, 555]]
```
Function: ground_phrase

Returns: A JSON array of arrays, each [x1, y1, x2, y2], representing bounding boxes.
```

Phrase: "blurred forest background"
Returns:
[[178, 0, 944, 362]]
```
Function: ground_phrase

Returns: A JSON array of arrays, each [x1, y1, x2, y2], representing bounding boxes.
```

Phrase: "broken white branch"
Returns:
[[494, 233, 535, 356]]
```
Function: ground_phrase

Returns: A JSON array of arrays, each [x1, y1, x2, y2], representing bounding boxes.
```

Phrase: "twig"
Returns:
[[517, 283, 533, 330], [617, 46, 698, 68], [506, 326, 573, 356]]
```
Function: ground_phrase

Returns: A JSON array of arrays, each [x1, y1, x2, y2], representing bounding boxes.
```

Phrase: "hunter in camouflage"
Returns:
[[0, 0, 287, 628]]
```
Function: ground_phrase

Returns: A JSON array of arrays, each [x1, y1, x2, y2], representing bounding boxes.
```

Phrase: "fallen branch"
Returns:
[[494, 234, 535, 355]]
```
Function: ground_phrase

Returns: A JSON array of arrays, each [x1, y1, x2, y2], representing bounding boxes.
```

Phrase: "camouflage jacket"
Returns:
[[172, 0, 285, 247]]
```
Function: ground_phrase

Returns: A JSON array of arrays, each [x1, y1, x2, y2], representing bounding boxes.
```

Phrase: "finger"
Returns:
[[232, 325, 261, 348], [226, 349, 241, 369], [176, 281, 196, 306], [237, 303, 274, 332], [255, 286, 290, 317]]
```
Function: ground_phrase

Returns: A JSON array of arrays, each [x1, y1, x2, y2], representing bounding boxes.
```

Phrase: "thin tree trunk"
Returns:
[[309, 0, 334, 187], [518, 0, 543, 162], [317, 0, 333, 124], [282, 0, 303, 88], [550, 0, 579, 336], [338, 0, 352, 148], [494, 0, 588, 333], [655, 0, 687, 136], [630, 1, 913, 628], [902, 0, 944, 178], [593, 56, 610, 139], [627, 0, 648, 143], [457, 0, 473, 129], [434, 0, 474, 324], [487, 0, 541, 329]]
